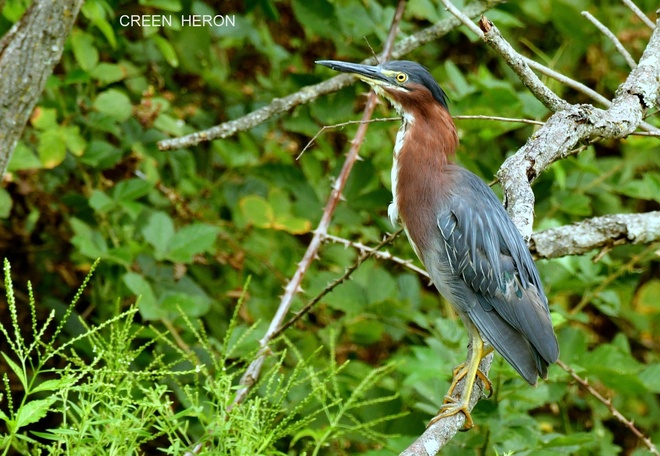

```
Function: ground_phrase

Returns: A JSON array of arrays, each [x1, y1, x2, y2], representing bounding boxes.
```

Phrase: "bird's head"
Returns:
[[316, 59, 449, 116]]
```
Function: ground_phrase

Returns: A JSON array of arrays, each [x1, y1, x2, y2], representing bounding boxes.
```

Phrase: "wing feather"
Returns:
[[435, 171, 559, 378]]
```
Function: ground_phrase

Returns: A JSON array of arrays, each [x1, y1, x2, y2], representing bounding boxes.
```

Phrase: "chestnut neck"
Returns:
[[385, 83, 459, 253]]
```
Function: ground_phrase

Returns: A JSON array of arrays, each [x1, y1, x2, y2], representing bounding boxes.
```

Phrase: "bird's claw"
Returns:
[[427, 400, 474, 430], [427, 361, 492, 430], [445, 362, 493, 399]]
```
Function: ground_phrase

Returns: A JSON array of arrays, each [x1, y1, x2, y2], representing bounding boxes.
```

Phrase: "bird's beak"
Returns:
[[316, 60, 390, 86]]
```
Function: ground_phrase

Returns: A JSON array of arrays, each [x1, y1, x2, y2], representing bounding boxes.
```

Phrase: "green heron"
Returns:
[[316, 59, 559, 428]]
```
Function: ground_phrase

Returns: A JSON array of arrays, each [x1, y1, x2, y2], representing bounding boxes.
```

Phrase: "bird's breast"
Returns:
[[389, 117, 413, 226]]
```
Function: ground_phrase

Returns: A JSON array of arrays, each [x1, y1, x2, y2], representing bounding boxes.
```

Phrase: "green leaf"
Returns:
[[112, 178, 151, 202], [239, 195, 274, 228], [639, 364, 660, 393], [365, 268, 397, 304], [123, 272, 160, 320], [31, 376, 78, 394], [70, 218, 108, 259], [291, 0, 339, 39], [272, 216, 311, 234], [90, 63, 127, 85], [38, 130, 67, 169], [159, 292, 210, 318], [153, 113, 185, 136], [62, 125, 86, 156], [618, 174, 660, 202], [2, 353, 27, 391], [14, 397, 57, 429], [7, 142, 42, 171], [79, 140, 121, 168], [93, 89, 132, 122], [139, 0, 182, 12], [0, 189, 11, 218], [554, 192, 592, 216], [347, 319, 384, 345], [30, 107, 57, 130], [444, 60, 473, 100], [89, 190, 115, 214], [142, 211, 175, 259], [152, 35, 179, 67], [323, 279, 368, 314], [593, 290, 621, 317], [636, 279, 660, 313], [165, 223, 220, 263], [70, 29, 99, 71], [81, 1, 117, 48]]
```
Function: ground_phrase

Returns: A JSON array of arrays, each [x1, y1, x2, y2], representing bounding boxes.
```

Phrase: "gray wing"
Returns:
[[436, 172, 558, 383]]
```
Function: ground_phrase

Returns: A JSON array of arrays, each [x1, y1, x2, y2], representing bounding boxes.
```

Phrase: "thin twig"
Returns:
[[320, 231, 428, 278], [521, 57, 610, 107], [453, 115, 544, 126], [557, 359, 660, 456], [228, 0, 408, 413], [273, 228, 404, 339], [621, 0, 656, 29], [454, 115, 658, 136], [297, 117, 400, 159], [582, 11, 637, 69], [440, 0, 569, 112]]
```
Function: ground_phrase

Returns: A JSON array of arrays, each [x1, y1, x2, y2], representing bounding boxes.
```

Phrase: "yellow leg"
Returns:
[[428, 322, 493, 430]]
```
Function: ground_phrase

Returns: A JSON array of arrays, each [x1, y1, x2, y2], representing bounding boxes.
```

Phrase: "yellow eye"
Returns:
[[395, 72, 408, 83]]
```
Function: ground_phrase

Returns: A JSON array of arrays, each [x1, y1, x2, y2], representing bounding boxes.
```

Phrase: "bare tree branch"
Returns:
[[157, 0, 506, 152], [321, 231, 428, 278], [530, 211, 660, 259], [582, 11, 637, 69], [0, 0, 84, 177], [439, 0, 569, 112], [498, 18, 660, 240], [621, 0, 657, 30], [521, 56, 612, 107], [440, 0, 658, 133], [273, 229, 404, 339]]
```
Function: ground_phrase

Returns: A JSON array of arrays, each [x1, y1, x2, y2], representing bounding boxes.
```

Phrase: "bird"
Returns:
[[316, 59, 559, 429]]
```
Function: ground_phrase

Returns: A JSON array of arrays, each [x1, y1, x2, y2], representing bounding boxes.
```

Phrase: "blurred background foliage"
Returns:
[[1, 0, 659, 454]]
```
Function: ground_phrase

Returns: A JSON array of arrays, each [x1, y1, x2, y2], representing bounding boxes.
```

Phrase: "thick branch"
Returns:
[[157, 0, 505, 151], [496, 19, 660, 240], [530, 211, 660, 259], [0, 0, 83, 176]]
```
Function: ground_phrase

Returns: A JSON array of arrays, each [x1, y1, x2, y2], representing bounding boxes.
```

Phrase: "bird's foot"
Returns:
[[446, 363, 493, 399], [427, 396, 474, 430], [427, 361, 492, 430]]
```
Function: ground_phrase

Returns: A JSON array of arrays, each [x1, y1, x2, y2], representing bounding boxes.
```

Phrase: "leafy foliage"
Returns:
[[1, 0, 659, 454]]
